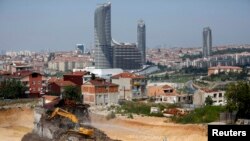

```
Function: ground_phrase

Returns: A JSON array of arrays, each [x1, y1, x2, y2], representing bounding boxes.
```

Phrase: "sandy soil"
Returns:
[[0, 108, 34, 141], [0, 108, 207, 141], [91, 114, 208, 141]]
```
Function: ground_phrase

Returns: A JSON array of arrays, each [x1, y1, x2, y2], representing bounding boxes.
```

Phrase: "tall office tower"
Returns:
[[203, 27, 212, 58], [94, 2, 112, 69], [112, 40, 142, 70], [137, 20, 146, 65], [76, 44, 84, 54]]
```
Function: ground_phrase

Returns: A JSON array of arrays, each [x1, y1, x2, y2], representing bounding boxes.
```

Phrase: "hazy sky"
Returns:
[[0, 0, 250, 52]]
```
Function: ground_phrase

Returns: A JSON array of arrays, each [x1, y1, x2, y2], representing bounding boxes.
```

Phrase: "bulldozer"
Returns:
[[49, 107, 94, 140]]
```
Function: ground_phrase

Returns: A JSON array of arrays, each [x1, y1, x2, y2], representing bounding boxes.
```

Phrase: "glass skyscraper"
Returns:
[[137, 20, 146, 65], [94, 2, 112, 69], [203, 27, 212, 58]]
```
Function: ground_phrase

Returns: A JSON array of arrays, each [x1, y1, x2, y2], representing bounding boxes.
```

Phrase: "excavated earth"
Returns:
[[22, 105, 120, 141], [0, 105, 119, 141]]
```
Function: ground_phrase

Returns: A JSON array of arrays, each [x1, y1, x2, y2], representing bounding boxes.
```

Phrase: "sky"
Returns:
[[0, 0, 250, 52]]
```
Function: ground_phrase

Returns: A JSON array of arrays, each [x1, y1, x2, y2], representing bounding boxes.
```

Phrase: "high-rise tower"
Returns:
[[94, 2, 112, 69], [203, 27, 212, 58], [137, 20, 146, 65]]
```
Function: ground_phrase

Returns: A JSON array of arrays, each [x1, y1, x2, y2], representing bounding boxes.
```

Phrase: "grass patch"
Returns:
[[115, 101, 176, 117], [172, 106, 226, 123]]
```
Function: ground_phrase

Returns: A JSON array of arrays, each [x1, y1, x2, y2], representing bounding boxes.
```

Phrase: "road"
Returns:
[[185, 80, 197, 94]]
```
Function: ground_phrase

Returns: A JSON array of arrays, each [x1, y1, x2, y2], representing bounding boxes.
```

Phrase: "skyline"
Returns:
[[0, 0, 250, 51]]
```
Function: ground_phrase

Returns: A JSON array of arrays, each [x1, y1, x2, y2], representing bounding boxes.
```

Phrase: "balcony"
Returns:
[[133, 81, 145, 86]]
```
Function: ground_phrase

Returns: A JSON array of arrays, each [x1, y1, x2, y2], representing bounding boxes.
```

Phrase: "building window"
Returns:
[[219, 93, 222, 97], [213, 94, 217, 98]]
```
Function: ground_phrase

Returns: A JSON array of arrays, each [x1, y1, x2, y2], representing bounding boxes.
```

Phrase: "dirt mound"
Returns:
[[0, 107, 34, 141], [91, 114, 207, 141]]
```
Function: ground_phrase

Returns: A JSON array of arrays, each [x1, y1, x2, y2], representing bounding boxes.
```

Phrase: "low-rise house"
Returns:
[[111, 72, 147, 100], [147, 84, 192, 104], [81, 79, 118, 106], [193, 88, 226, 106], [5, 62, 33, 74], [208, 66, 242, 76], [5, 71, 47, 97], [48, 78, 76, 96]]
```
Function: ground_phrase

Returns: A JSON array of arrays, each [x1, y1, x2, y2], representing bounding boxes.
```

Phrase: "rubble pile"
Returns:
[[21, 99, 120, 141]]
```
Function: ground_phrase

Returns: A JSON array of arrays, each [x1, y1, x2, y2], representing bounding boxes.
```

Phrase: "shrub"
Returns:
[[106, 111, 116, 120], [172, 106, 226, 123], [127, 113, 134, 119]]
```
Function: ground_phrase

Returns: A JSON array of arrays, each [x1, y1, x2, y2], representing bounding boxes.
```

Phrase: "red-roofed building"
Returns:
[[48, 78, 76, 96], [81, 79, 118, 105], [9, 71, 48, 97], [147, 84, 192, 104], [208, 66, 242, 76], [111, 72, 147, 100], [63, 71, 89, 86]]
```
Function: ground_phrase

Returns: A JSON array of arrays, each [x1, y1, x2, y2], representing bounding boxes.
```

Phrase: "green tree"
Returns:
[[205, 96, 213, 106], [164, 73, 169, 80], [63, 85, 81, 102], [0, 79, 27, 99], [225, 81, 250, 119]]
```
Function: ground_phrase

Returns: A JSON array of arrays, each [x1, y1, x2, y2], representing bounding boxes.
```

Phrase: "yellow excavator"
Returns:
[[49, 107, 94, 137]]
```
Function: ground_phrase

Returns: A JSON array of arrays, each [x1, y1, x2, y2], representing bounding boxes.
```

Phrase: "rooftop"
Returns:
[[112, 72, 144, 79], [64, 71, 89, 76], [84, 79, 118, 87]]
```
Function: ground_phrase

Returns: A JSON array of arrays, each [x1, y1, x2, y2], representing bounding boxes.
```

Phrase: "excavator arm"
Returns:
[[49, 107, 79, 123], [49, 107, 94, 136]]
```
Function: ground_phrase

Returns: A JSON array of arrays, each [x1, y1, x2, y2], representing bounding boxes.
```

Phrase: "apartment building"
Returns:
[[81, 79, 118, 106], [147, 84, 192, 104], [111, 72, 147, 100], [193, 88, 226, 106]]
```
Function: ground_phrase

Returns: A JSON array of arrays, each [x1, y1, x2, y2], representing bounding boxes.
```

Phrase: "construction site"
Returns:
[[0, 97, 207, 141], [20, 97, 121, 141]]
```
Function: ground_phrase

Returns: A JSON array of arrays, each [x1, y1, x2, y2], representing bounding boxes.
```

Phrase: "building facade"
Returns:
[[81, 79, 118, 106], [203, 27, 212, 58], [63, 71, 89, 86], [48, 78, 76, 96], [9, 71, 48, 97], [147, 84, 192, 104], [111, 72, 147, 100], [94, 2, 113, 69], [76, 44, 84, 54], [208, 66, 243, 76], [112, 42, 142, 70], [137, 20, 146, 64], [193, 89, 226, 106]]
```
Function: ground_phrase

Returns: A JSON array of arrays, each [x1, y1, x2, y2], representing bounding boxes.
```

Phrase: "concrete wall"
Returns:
[[112, 78, 131, 100], [193, 90, 225, 106], [95, 93, 118, 106]]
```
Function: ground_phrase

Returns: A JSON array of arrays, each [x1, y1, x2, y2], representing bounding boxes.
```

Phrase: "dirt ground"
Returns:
[[91, 114, 208, 141], [0, 108, 207, 141], [0, 107, 34, 141]]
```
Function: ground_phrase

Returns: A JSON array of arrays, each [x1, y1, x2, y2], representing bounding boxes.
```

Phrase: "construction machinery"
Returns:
[[49, 107, 94, 138]]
